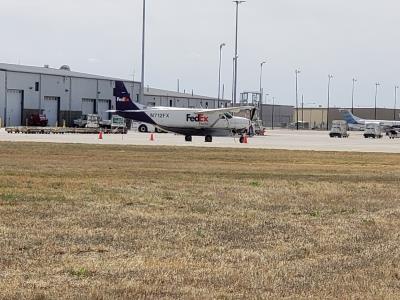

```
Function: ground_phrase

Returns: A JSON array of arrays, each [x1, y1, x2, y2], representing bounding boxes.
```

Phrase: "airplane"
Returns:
[[341, 110, 400, 130], [111, 81, 256, 143]]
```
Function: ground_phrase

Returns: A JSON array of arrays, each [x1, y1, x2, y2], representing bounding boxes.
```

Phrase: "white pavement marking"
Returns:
[[0, 129, 399, 153]]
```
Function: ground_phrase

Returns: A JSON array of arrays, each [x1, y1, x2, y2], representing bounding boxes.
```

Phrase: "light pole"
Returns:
[[301, 94, 304, 126], [233, 1, 246, 105], [374, 82, 380, 120], [231, 56, 237, 104], [259, 60, 267, 125], [295, 69, 301, 130], [140, 0, 146, 104], [351, 78, 357, 114], [272, 97, 276, 130], [327, 74, 333, 131], [218, 43, 226, 100], [394, 85, 399, 120]]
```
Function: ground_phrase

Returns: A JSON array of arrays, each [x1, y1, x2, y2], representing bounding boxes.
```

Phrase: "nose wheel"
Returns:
[[239, 136, 245, 144]]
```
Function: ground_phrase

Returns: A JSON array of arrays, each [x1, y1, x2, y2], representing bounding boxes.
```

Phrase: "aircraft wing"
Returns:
[[194, 106, 255, 115]]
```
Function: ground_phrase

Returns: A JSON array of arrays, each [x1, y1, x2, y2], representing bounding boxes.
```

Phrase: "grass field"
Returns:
[[0, 142, 399, 299]]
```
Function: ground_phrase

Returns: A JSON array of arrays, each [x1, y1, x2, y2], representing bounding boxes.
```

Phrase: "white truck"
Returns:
[[329, 120, 349, 138], [74, 114, 103, 128], [364, 123, 383, 139]]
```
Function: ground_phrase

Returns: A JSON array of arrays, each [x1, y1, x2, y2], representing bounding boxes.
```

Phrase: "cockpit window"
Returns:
[[224, 112, 233, 119]]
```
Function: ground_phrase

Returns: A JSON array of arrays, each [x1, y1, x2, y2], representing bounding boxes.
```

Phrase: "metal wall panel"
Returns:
[[6, 90, 23, 126], [97, 99, 111, 120], [81, 99, 95, 115], [41, 75, 70, 111], [6, 72, 40, 110], [0, 71, 5, 125], [71, 78, 97, 112], [43, 96, 60, 127]]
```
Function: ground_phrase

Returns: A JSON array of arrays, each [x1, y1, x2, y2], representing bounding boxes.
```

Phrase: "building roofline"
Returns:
[[0, 62, 230, 102]]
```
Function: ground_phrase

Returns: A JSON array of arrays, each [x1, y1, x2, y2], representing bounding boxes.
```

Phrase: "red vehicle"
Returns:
[[28, 111, 48, 127]]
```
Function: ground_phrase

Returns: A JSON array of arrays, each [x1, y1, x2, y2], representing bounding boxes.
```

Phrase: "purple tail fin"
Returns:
[[114, 81, 140, 111]]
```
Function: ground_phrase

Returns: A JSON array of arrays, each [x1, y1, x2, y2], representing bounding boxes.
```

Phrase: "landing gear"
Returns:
[[239, 136, 245, 144], [185, 135, 192, 142], [205, 135, 213, 143]]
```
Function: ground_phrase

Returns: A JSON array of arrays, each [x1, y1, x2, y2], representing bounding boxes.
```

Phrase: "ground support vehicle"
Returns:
[[5, 126, 127, 134], [329, 120, 349, 138], [386, 128, 400, 139], [364, 123, 383, 139], [27, 111, 48, 127]]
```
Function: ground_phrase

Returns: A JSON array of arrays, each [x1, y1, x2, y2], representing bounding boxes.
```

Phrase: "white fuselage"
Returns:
[[118, 106, 251, 137], [356, 118, 400, 127], [146, 107, 248, 129]]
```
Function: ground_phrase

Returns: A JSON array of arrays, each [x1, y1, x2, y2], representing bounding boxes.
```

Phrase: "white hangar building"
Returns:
[[0, 63, 230, 127]]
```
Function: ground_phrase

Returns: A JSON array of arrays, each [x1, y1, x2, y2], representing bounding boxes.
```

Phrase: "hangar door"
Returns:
[[6, 90, 23, 126], [82, 99, 95, 115], [43, 96, 60, 127], [97, 99, 111, 120]]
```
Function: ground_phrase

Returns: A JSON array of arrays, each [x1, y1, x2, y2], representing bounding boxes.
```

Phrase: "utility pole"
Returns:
[[351, 78, 357, 114], [259, 60, 267, 125], [395, 85, 399, 120], [218, 43, 226, 100], [374, 82, 380, 120], [301, 94, 304, 127], [140, 0, 146, 104], [233, 1, 246, 105], [272, 97, 275, 130], [327, 74, 333, 131], [295, 69, 301, 130]]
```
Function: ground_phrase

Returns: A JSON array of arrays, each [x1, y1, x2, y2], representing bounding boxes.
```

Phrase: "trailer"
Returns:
[[5, 126, 127, 135]]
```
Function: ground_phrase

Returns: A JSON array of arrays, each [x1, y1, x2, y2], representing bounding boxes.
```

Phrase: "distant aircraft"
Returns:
[[341, 110, 400, 130], [111, 81, 255, 143]]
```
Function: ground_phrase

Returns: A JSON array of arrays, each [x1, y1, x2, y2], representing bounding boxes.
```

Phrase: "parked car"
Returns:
[[27, 111, 48, 127]]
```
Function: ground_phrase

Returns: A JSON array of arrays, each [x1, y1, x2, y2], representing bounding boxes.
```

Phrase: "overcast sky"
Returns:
[[2, 0, 400, 108]]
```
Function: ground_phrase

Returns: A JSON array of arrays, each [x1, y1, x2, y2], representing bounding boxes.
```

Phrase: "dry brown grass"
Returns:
[[0, 142, 399, 299]]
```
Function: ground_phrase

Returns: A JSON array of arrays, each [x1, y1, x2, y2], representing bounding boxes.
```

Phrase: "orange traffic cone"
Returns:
[[244, 134, 248, 144], [150, 133, 155, 141], [98, 131, 103, 140]]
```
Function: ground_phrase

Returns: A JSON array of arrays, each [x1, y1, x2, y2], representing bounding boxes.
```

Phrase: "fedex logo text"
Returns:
[[117, 96, 130, 102], [186, 114, 209, 123]]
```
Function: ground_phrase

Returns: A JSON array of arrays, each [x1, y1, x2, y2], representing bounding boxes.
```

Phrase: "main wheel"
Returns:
[[138, 124, 148, 133], [185, 135, 192, 142], [205, 135, 213, 143]]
